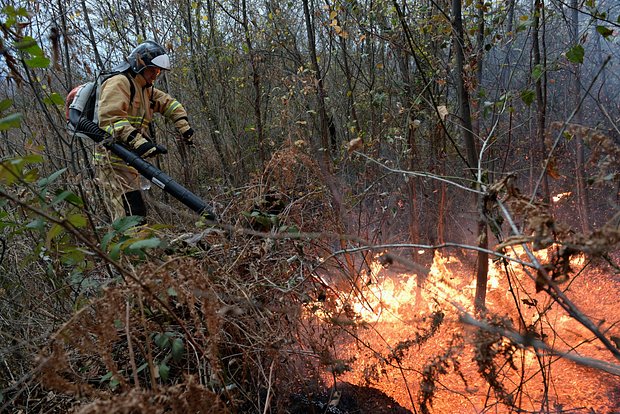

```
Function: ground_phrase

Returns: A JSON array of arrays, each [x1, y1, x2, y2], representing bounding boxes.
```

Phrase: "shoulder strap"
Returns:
[[98, 69, 136, 102], [123, 71, 136, 105]]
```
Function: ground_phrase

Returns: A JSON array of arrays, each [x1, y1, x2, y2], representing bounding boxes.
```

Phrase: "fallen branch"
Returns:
[[459, 312, 620, 376]]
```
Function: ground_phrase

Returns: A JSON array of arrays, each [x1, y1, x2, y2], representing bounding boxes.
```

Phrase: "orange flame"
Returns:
[[309, 247, 619, 413]]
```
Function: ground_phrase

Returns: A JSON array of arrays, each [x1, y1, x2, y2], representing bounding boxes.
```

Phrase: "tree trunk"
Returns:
[[570, 0, 590, 233], [452, 0, 488, 312], [302, 0, 336, 159], [499, 0, 516, 91], [532, 0, 551, 203], [80, 0, 104, 72], [330, 2, 360, 142], [302, 0, 357, 281], [242, 0, 266, 167], [183, 0, 233, 184]]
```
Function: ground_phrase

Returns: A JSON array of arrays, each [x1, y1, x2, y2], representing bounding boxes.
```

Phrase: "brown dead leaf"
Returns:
[[546, 157, 562, 179], [347, 137, 363, 154], [437, 105, 449, 121]]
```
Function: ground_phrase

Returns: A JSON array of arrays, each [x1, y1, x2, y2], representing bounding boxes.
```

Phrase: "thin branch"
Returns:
[[459, 312, 620, 376], [354, 151, 484, 195]]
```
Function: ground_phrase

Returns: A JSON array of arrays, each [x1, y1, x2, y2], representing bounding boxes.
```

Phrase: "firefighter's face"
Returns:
[[143, 66, 161, 85]]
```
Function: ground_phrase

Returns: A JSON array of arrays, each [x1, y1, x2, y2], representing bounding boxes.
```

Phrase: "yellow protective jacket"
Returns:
[[98, 72, 190, 149]]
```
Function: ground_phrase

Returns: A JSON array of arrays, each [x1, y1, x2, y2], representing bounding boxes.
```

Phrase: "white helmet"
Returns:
[[128, 40, 171, 73]]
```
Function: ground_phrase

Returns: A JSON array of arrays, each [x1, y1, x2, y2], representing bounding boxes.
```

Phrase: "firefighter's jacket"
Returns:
[[97, 72, 190, 150]]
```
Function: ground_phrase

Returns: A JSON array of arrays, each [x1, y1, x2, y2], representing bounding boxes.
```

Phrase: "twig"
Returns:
[[355, 151, 484, 195], [262, 359, 275, 414], [138, 293, 158, 392], [126, 300, 140, 388], [321, 242, 536, 273], [459, 312, 620, 376]]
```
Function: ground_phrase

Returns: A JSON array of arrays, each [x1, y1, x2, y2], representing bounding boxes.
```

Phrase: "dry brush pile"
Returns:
[[0, 144, 358, 413]]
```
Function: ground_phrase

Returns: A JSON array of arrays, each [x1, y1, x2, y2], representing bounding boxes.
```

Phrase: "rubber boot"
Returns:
[[122, 190, 147, 224]]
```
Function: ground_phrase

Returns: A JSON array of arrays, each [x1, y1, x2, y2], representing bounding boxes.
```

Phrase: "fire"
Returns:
[[308, 247, 620, 413], [352, 251, 503, 321], [351, 262, 418, 323]]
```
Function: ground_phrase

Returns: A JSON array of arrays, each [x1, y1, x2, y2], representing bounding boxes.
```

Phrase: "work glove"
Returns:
[[134, 141, 168, 158], [129, 133, 168, 158], [181, 127, 194, 146]]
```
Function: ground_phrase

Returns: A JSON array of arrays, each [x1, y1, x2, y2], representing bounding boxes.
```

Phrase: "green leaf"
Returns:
[[43, 92, 65, 106], [279, 224, 299, 233], [112, 216, 143, 232], [532, 65, 544, 81], [67, 213, 87, 228], [0, 99, 13, 112], [16, 6, 29, 17], [25, 56, 50, 68], [99, 371, 114, 383], [38, 168, 66, 188], [154, 332, 173, 349], [109, 243, 121, 260], [0, 113, 22, 131], [0, 165, 18, 185], [23, 167, 40, 183], [566, 44, 584, 64], [101, 232, 115, 251], [46, 223, 65, 244], [129, 237, 162, 250], [520, 89, 536, 106], [596, 25, 613, 39], [61, 248, 85, 265], [52, 190, 84, 207], [14, 37, 40, 54], [171, 338, 185, 362], [158, 363, 170, 382], [109, 376, 120, 389], [26, 218, 46, 231], [17, 154, 44, 164]]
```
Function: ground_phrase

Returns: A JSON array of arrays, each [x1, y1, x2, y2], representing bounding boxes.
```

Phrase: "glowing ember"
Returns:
[[552, 191, 572, 202]]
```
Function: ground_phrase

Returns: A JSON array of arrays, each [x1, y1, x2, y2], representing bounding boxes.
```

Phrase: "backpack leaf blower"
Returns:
[[68, 108, 216, 221]]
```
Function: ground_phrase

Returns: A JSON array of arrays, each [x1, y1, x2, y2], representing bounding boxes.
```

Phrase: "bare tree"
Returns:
[[570, 0, 591, 233], [532, 0, 551, 202], [451, 0, 489, 312]]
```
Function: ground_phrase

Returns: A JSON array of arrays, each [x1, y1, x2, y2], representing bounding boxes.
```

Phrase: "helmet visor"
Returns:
[[151, 54, 171, 70]]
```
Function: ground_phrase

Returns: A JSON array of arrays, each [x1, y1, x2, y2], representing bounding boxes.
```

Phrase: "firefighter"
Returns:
[[96, 40, 194, 222]]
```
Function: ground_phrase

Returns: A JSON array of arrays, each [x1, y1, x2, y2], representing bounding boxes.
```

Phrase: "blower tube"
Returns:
[[71, 113, 216, 220]]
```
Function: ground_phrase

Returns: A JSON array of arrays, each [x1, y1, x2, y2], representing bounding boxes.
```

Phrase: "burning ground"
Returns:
[[306, 248, 620, 413]]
